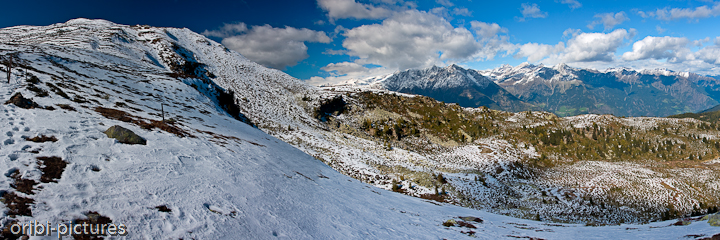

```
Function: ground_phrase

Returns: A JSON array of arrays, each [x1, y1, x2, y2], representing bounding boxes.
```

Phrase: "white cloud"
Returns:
[[656, 25, 666, 34], [436, 0, 453, 7], [452, 7, 472, 16], [220, 24, 331, 70], [695, 46, 720, 65], [559, 29, 632, 62], [556, 0, 582, 9], [313, 10, 516, 85], [317, 0, 393, 23], [308, 64, 396, 86], [562, 28, 582, 38], [515, 42, 564, 62], [517, 3, 548, 22], [470, 21, 508, 39], [321, 61, 369, 75], [430, 7, 450, 18], [201, 23, 248, 38], [621, 36, 691, 62], [323, 49, 348, 55], [341, 10, 484, 70], [370, 0, 405, 4], [636, 10, 651, 18], [693, 37, 711, 47], [587, 12, 629, 30], [646, 2, 720, 21], [517, 29, 632, 63]]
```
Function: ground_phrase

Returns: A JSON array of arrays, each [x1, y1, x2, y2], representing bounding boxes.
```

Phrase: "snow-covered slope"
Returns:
[[1, 19, 719, 239]]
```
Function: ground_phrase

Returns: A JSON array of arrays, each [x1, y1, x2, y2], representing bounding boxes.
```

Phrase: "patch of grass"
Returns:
[[1, 220, 22, 240], [37, 156, 67, 183], [25, 135, 58, 143], [94, 107, 192, 137], [459, 216, 483, 223], [457, 221, 477, 229], [72, 211, 114, 240], [146, 120, 189, 137], [56, 104, 76, 111], [72, 95, 89, 103], [114, 102, 129, 108], [26, 74, 40, 84], [26, 84, 49, 97], [155, 205, 171, 212], [1, 191, 34, 217], [10, 172, 37, 195], [420, 193, 446, 203], [45, 82, 70, 99], [95, 106, 134, 122]]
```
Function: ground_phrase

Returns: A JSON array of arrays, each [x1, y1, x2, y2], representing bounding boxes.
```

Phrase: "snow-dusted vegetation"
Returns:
[[0, 19, 719, 239], [295, 86, 720, 225]]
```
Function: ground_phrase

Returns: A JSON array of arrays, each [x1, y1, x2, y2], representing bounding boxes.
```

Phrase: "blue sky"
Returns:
[[3, 0, 720, 85]]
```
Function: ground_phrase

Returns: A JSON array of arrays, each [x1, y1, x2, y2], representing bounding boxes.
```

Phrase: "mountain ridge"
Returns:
[[336, 64, 532, 111], [2, 19, 720, 239], [335, 63, 720, 117]]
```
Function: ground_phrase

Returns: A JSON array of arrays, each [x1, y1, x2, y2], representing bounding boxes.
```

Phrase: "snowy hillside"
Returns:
[[0, 19, 719, 239]]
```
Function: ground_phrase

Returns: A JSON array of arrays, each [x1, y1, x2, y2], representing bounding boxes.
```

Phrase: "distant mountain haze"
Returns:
[[337, 63, 720, 117]]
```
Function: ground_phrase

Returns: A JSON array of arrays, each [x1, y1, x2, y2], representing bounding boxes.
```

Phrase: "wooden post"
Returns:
[[6, 57, 12, 84], [161, 103, 165, 122]]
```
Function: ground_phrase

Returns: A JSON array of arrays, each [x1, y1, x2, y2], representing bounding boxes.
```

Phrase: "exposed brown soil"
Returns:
[[37, 156, 67, 183], [25, 135, 58, 143], [72, 211, 114, 240], [420, 193, 446, 203], [4, 92, 40, 109], [1, 192, 34, 217], [156, 205, 171, 212], [94, 107, 192, 137], [56, 104, 76, 111], [10, 172, 37, 195]]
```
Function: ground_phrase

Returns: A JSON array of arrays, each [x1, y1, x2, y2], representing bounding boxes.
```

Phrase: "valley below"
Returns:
[[273, 85, 720, 225]]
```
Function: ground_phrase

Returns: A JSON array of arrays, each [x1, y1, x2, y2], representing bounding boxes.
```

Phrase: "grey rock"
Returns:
[[104, 125, 146, 145]]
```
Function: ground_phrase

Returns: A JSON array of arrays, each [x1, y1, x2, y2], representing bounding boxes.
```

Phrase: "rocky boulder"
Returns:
[[703, 213, 720, 227], [4, 93, 40, 109], [104, 125, 146, 145]]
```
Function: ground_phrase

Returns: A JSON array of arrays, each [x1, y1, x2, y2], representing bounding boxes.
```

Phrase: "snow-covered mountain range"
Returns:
[[333, 64, 529, 111], [480, 63, 720, 117], [337, 63, 720, 117], [0, 19, 719, 239]]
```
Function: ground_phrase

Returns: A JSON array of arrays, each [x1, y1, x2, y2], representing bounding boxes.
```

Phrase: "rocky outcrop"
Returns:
[[4, 93, 39, 109], [104, 125, 146, 145]]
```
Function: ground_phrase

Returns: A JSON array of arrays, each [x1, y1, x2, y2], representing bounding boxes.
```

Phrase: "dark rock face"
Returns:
[[315, 95, 347, 121], [4, 93, 40, 109], [104, 125, 146, 145]]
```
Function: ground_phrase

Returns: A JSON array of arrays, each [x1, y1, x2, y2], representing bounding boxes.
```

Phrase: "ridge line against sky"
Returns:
[[1, 0, 720, 85], [200, 0, 720, 86]]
